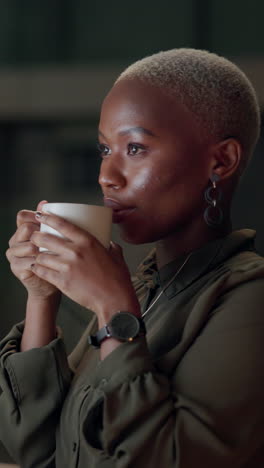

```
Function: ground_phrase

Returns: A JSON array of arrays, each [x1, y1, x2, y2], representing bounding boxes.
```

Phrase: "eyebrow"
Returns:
[[98, 126, 158, 139]]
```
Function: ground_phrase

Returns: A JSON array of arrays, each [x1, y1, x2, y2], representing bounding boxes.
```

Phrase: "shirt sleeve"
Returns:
[[0, 321, 72, 468], [74, 277, 264, 468]]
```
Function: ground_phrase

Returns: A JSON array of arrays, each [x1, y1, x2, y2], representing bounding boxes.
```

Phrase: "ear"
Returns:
[[210, 138, 242, 180]]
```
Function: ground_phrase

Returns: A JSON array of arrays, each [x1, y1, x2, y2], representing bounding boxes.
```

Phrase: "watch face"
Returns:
[[109, 312, 141, 341]]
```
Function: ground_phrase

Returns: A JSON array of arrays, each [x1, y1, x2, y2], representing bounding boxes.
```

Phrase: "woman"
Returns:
[[1, 49, 264, 467]]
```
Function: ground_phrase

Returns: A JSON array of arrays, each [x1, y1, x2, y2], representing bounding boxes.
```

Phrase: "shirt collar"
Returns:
[[135, 229, 256, 298]]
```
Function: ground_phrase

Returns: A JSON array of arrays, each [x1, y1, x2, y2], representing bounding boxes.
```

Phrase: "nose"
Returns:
[[98, 156, 126, 191]]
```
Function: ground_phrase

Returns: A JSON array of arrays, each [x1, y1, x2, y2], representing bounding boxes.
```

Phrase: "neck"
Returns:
[[155, 217, 232, 270]]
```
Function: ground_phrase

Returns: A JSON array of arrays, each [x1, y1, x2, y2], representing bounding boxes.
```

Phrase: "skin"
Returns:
[[98, 78, 241, 266], [6, 77, 242, 359]]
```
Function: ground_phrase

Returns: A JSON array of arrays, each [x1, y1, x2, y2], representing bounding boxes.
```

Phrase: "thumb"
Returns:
[[109, 241, 125, 263], [36, 200, 48, 212]]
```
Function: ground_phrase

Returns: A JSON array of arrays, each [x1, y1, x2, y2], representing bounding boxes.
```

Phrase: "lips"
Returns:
[[103, 197, 136, 223]]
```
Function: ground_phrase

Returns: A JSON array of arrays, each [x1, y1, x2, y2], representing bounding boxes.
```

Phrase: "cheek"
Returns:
[[129, 167, 154, 192], [132, 165, 178, 202], [126, 155, 206, 212]]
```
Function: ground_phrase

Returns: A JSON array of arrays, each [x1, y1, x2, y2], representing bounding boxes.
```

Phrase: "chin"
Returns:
[[118, 225, 159, 245]]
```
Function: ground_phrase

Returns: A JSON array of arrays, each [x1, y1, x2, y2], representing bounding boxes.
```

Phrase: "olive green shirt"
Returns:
[[1, 229, 264, 467]]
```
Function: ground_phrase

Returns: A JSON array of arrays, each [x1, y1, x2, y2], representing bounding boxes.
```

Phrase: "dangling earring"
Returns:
[[204, 173, 223, 227]]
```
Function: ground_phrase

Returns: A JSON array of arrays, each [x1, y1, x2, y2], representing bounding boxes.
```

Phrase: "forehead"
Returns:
[[99, 78, 201, 139]]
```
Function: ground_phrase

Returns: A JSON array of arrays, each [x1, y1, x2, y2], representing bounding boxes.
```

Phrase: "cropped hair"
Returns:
[[116, 48, 261, 174]]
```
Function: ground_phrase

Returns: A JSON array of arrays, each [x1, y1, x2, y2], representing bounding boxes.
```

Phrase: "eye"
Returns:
[[127, 143, 146, 156], [97, 143, 111, 157]]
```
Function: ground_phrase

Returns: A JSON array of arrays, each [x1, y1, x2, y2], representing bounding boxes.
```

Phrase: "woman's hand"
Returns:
[[30, 212, 140, 326], [6, 201, 60, 301]]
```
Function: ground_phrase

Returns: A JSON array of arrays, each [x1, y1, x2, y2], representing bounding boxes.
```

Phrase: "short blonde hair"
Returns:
[[116, 48, 261, 174]]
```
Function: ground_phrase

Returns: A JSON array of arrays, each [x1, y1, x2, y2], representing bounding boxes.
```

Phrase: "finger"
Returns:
[[10, 222, 40, 247], [17, 209, 39, 228], [9, 223, 39, 247], [31, 231, 70, 254], [16, 201, 48, 228], [16, 223, 40, 242], [110, 241, 123, 254], [9, 256, 37, 280], [109, 241, 125, 263], [35, 251, 65, 271], [31, 263, 60, 288], [6, 241, 38, 260], [35, 212, 95, 245], [36, 200, 48, 212]]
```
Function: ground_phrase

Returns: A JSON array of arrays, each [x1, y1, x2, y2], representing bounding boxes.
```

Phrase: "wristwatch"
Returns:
[[88, 311, 146, 348]]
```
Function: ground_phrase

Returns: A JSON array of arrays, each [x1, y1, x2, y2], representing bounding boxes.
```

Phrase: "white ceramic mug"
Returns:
[[39, 203, 112, 251]]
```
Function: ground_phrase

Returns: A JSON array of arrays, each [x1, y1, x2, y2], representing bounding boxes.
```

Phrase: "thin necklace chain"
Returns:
[[141, 252, 193, 319]]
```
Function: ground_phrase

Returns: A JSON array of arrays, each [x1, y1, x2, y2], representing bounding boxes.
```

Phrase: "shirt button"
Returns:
[[72, 442, 77, 452]]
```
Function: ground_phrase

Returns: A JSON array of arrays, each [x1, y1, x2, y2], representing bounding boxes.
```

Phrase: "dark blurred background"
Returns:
[[0, 0, 264, 462]]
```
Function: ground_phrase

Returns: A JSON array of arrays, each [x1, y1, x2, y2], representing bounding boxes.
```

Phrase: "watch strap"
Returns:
[[88, 325, 111, 348]]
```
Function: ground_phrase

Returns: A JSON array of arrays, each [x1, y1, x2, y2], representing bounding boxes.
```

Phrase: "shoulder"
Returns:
[[226, 248, 264, 272], [223, 249, 264, 297], [207, 250, 264, 334]]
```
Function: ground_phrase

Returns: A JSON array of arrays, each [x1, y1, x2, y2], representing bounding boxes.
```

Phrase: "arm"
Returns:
[[5, 203, 63, 351], [26, 213, 264, 466], [0, 204, 68, 467], [73, 275, 264, 467], [0, 320, 72, 468], [21, 294, 60, 351]]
